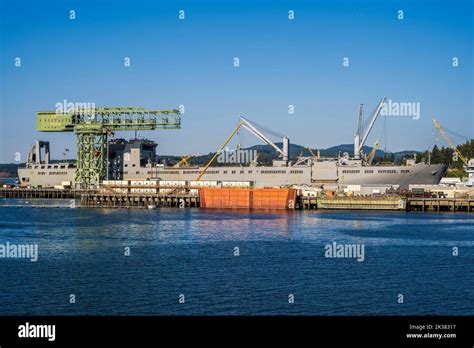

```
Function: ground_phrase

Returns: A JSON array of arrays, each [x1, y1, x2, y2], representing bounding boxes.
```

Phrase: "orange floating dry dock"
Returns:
[[199, 188, 296, 209]]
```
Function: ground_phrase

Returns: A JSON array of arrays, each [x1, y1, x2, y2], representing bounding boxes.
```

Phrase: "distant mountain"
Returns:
[[0, 163, 20, 178], [166, 143, 417, 166], [316, 144, 418, 160]]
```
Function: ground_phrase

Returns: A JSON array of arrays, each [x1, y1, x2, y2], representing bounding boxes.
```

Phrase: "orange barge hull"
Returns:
[[199, 188, 296, 209]]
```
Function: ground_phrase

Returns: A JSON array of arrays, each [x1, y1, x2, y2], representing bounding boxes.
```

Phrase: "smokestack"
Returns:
[[44, 141, 50, 164]]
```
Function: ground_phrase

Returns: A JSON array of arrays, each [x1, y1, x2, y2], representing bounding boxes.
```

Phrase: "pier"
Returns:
[[76, 193, 474, 211], [0, 188, 82, 199], [80, 192, 200, 208], [2, 187, 474, 212], [407, 197, 474, 212]]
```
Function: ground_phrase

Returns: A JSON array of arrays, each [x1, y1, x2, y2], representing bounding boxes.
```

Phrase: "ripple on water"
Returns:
[[0, 208, 473, 315]]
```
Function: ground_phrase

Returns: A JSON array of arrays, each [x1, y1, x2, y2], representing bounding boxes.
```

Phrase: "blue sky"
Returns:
[[0, 0, 472, 162]]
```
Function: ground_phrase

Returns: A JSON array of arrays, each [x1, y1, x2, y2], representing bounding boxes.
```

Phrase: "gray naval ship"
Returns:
[[18, 100, 447, 189], [18, 137, 446, 189]]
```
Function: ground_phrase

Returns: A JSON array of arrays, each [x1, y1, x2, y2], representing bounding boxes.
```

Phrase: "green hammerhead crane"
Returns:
[[36, 107, 181, 189]]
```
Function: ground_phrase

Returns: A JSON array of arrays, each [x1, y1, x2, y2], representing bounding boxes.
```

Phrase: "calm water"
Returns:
[[0, 199, 473, 315]]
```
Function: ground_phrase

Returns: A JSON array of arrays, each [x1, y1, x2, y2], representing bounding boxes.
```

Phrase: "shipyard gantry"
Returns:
[[36, 107, 181, 189]]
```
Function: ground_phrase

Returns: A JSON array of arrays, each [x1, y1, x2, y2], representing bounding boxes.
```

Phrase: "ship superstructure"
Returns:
[[18, 140, 76, 188]]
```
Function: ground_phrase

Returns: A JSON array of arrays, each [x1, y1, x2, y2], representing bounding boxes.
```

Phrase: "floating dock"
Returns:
[[316, 196, 406, 211], [199, 188, 297, 209]]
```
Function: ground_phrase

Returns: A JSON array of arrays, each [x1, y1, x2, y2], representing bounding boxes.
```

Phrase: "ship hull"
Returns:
[[334, 163, 447, 188], [17, 162, 447, 189], [125, 162, 447, 189]]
